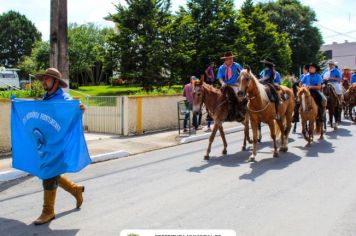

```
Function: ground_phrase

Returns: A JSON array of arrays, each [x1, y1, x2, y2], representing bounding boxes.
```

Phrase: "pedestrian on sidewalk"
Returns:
[[183, 76, 201, 132], [204, 64, 215, 132], [32, 68, 87, 225]]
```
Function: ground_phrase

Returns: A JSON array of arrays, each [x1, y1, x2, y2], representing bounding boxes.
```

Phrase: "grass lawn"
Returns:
[[72, 85, 183, 97]]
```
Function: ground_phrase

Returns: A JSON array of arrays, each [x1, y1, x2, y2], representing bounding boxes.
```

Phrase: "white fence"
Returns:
[[83, 96, 124, 135]]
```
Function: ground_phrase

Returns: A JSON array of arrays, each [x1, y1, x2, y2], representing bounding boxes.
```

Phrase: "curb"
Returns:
[[0, 150, 130, 182], [180, 126, 245, 144]]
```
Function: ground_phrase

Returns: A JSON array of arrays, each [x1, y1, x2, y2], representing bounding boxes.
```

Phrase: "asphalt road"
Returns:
[[1, 120, 356, 236]]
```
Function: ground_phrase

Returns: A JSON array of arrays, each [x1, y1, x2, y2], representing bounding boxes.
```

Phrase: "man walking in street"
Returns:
[[33, 68, 87, 225]]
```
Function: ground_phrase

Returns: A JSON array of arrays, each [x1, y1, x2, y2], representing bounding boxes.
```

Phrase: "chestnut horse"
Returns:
[[238, 68, 295, 162], [297, 87, 324, 146], [191, 80, 251, 160], [344, 86, 356, 121]]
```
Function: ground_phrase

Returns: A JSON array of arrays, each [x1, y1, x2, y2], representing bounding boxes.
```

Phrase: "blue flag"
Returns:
[[11, 99, 92, 179]]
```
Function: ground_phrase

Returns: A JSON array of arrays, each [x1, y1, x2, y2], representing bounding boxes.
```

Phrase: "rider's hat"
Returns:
[[260, 58, 275, 67], [309, 62, 321, 72], [221, 51, 235, 59]]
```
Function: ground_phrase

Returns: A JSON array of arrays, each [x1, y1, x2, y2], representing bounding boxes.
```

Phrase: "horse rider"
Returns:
[[300, 63, 327, 123], [322, 60, 343, 122], [259, 58, 283, 120], [217, 51, 243, 93], [216, 51, 244, 115], [351, 69, 356, 88]]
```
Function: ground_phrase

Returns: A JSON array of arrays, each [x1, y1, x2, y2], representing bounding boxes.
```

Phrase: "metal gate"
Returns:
[[83, 96, 124, 135]]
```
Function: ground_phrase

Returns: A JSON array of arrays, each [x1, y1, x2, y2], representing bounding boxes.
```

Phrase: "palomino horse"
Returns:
[[344, 86, 356, 121], [322, 82, 340, 130], [297, 87, 324, 146], [191, 80, 251, 160], [238, 68, 295, 162]]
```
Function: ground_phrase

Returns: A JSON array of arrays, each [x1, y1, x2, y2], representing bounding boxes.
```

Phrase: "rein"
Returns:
[[247, 100, 270, 113]]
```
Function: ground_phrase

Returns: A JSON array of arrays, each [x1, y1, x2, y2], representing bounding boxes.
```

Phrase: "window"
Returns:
[[324, 50, 332, 59]]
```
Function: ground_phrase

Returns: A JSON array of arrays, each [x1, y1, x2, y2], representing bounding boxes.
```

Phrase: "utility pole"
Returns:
[[50, 0, 69, 91]]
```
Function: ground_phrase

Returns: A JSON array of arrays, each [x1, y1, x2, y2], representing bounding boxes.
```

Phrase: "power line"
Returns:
[[324, 30, 356, 38], [317, 23, 356, 40]]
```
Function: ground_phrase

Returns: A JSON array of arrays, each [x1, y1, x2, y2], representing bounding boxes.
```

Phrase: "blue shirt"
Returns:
[[274, 71, 281, 85], [323, 68, 341, 82], [216, 62, 243, 85], [301, 73, 322, 87], [43, 88, 72, 101], [351, 73, 356, 84]]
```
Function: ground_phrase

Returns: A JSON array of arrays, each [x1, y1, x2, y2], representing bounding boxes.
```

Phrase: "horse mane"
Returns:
[[297, 87, 311, 98], [327, 84, 339, 98], [240, 69, 269, 103]]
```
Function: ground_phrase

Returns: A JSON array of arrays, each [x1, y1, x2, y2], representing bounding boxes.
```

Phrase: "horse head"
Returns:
[[238, 68, 252, 97], [297, 87, 312, 112]]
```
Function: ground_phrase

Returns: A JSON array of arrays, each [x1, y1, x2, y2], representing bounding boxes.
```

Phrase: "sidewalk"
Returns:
[[0, 122, 243, 174]]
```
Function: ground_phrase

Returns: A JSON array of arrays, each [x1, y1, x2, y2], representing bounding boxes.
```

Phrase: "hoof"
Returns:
[[241, 146, 247, 151], [305, 143, 311, 148], [273, 152, 279, 158], [280, 146, 288, 152], [257, 138, 262, 143], [222, 150, 227, 155], [204, 155, 209, 161], [248, 157, 255, 162]]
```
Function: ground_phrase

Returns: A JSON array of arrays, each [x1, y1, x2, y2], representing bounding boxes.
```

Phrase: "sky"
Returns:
[[0, 0, 356, 45]]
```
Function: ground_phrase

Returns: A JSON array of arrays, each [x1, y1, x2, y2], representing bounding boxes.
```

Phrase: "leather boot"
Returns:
[[58, 176, 85, 208], [34, 189, 56, 225]]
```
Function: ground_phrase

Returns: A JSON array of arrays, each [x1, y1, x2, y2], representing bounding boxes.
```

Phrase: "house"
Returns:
[[320, 41, 356, 69]]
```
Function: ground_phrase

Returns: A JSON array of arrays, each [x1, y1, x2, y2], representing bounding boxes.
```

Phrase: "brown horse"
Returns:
[[297, 87, 323, 146], [322, 82, 340, 130], [191, 80, 251, 160], [238, 68, 295, 162], [344, 86, 356, 121]]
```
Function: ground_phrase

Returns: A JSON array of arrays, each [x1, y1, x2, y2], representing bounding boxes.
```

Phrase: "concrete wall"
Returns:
[[126, 95, 184, 135], [0, 99, 11, 152], [321, 41, 356, 69]]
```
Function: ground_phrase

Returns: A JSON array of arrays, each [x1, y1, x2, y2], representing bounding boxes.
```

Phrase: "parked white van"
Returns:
[[0, 67, 20, 89]]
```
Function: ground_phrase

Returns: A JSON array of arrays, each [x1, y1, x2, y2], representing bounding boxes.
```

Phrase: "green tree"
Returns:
[[108, 0, 172, 88], [259, 0, 323, 74], [68, 23, 114, 85], [236, 0, 292, 75], [17, 41, 50, 79], [182, 0, 239, 77], [0, 11, 41, 67]]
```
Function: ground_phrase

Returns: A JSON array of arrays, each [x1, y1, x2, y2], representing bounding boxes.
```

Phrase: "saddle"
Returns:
[[264, 83, 288, 103], [221, 86, 246, 122]]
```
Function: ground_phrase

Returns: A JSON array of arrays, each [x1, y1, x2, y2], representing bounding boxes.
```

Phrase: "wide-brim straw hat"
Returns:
[[221, 51, 235, 59], [35, 68, 67, 88]]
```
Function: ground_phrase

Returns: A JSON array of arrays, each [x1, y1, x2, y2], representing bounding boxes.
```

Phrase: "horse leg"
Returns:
[[204, 122, 219, 160], [293, 122, 297, 133], [242, 121, 248, 151], [218, 125, 227, 155], [319, 120, 324, 140], [268, 121, 279, 157], [248, 121, 259, 162], [307, 120, 314, 147], [283, 111, 293, 152], [277, 119, 286, 153], [258, 122, 262, 142]]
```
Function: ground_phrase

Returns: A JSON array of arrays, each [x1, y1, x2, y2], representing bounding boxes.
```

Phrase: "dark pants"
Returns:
[[310, 90, 326, 122], [43, 176, 59, 190], [183, 103, 201, 129]]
